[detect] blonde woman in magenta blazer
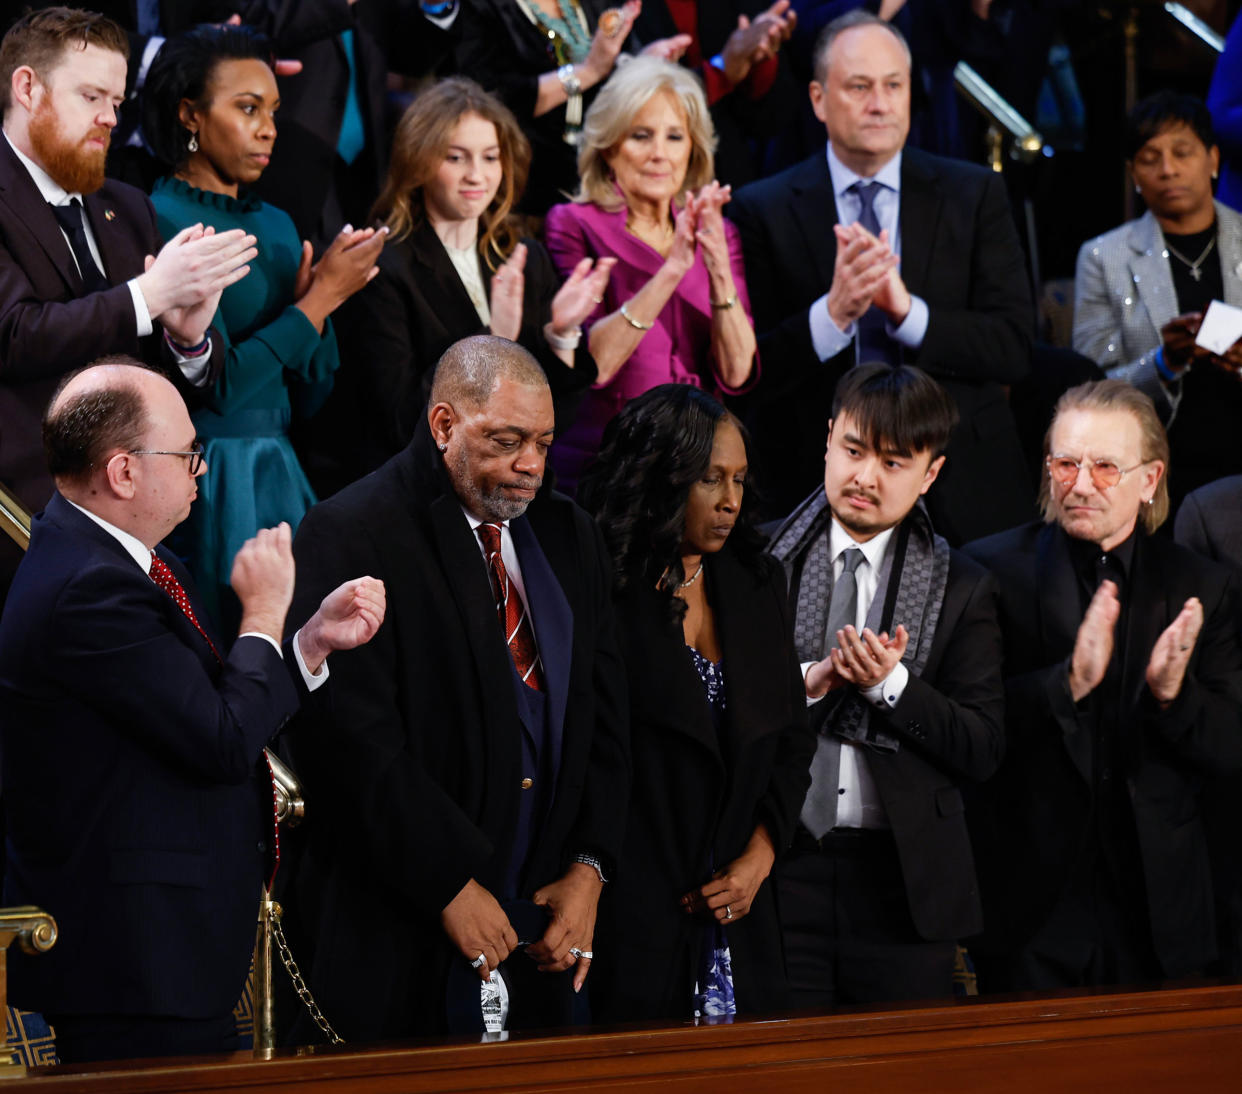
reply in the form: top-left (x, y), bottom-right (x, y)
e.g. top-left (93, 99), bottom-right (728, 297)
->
top-left (545, 57), bottom-right (759, 494)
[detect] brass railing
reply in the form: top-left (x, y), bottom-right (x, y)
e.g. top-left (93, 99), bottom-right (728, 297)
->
top-left (1164, 2), bottom-right (1225, 51)
top-left (952, 61), bottom-right (1044, 173)
top-left (0, 483), bottom-right (31, 551)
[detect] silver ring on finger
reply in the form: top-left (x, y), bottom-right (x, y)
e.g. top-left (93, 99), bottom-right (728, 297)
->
top-left (569, 947), bottom-right (594, 959)
top-left (470, 953), bottom-right (487, 969)
top-left (724, 905), bottom-right (733, 920)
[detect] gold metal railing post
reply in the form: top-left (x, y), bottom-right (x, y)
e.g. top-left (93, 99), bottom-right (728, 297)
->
top-left (0, 908), bottom-right (58, 1071)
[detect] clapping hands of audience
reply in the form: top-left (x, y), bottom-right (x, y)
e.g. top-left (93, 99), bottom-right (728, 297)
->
top-left (294, 224), bottom-right (388, 334)
top-left (718, 0), bottom-right (796, 86)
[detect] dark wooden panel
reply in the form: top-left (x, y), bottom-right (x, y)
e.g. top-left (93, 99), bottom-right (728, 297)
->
top-left (7, 984), bottom-right (1242, 1092)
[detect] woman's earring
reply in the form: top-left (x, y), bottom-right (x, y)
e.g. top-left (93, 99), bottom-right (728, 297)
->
top-left (188, 132), bottom-right (199, 153)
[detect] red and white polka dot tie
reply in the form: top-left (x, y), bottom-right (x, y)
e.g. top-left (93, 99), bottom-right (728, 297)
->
top-left (149, 551), bottom-right (221, 664)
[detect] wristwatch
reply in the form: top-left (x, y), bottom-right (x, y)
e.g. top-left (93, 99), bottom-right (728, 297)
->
top-left (557, 63), bottom-right (582, 97)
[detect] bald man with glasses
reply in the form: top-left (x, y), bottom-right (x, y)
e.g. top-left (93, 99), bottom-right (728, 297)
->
top-left (0, 358), bottom-right (385, 1063)
top-left (963, 379), bottom-right (1242, 994)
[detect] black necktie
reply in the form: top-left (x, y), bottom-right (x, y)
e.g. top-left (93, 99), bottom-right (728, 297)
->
top-left (849, 181), bottom-right (898, 367)
top-left (49, 199), bottom-right (109, 294)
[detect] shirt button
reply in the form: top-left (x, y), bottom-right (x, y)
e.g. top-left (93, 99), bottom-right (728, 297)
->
top-left (837, 788), bottom-right (846, 795)
top-left (257, 841), bottom-right (266, 852)
top-left (521, 778), bottom-right (533, 790)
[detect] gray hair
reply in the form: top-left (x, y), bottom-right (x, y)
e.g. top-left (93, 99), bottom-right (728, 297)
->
top-left (573, 56), bottom-right (716, 212)
top-left (812, 10), bottom-right (911, 85)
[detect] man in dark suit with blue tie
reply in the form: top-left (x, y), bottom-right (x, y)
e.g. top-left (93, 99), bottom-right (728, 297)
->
top-left (0, 358), bottom-right (386, 1062)
top-left (728, 9), bottom-right (1033, 541)
top-left (283, 335), bottom-right (629, 1041)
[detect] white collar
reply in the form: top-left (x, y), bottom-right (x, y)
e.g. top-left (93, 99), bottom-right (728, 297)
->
top-left (460, 505), bottom-right (510, 534)
top-left (828, 517), bottom-right (895, 573)
top-left (65, 497), bottom-right (153, 573)
top-left (3, 130), bottom-right (80, 206)
top-left (825, 141), bottom-right (903, 202)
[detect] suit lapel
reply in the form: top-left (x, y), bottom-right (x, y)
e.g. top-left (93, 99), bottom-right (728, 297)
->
top-left (712, 551), bottom-right (779, 756)
top-left (1215, 201), bottom-right (1242, 308)
top-left (898, 152), bottom-right (942, 295)
top-left (1035, 525), bottom-right (1094, 783)
top-left (510, 515), bottom-right (572, 786)
top-left (0, 140), bottom-right (84, 294)
top-left (1128, 213), bottom-right (1177, 340)
top-left (789, 156), bottom-right (840, 300)
top-left (82, 189), bottom-right (127, 283)
top-left (1119, 535), bottom-right (1169, 726)
top-left (407, 222), bottom-right (489, 335)
top-left (428, 493), bottom-right (521, 831)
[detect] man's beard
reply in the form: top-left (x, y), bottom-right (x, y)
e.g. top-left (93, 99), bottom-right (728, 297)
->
top-left (448, 448), bottom-right (541, 522)
top-left (29, 100), bottom-right (109, 194)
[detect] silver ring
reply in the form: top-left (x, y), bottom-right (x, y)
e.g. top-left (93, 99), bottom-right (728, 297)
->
top-left (724, 905), bottom-right (733, 920)
top-left (592, 295), bottom-right (603, 303)
top-left (470, 953), bottom-right (487, 969)
top-left (569, 947), bottom-right (594, 960)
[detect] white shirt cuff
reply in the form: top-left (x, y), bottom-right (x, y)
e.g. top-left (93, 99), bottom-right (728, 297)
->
top-left (809, 294), bottom-right (854, 362)
top-left (292, 627), bottom-right (329, 691)
top-left (887, 294), bottom-right (928, 349)
top-left (801, 659), bottom-right (824, 707)
top-left (128, 278), bottom-right (153, 337)
top-left (862, 661), bottom-right (909, 708)
top-left (238, 630), bottom-right (328, 691)
top-left (423, 6), bottom-right (459, 29)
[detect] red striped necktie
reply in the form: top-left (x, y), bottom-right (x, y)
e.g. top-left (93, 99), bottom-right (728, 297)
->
top-left (476, 522), bottom-right (545, 691)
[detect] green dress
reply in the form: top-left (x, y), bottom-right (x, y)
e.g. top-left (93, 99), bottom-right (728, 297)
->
top-left (152, 177), bottom-right (339, 629)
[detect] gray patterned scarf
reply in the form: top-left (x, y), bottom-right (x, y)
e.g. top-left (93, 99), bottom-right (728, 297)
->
top-left (768, 490), bottom-right (950, 752)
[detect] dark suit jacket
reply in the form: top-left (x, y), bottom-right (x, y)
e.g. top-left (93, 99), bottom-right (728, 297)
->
top-left (325, 222), bottom-right (596, 488)
top-left (283, 417), bottom-right (629, 1040)
top-left (0, 136), bottom-right (218, 513)
top-left (1175, 475), bottom-right (1242, 580)
top-left (0, 492), bottom-right (301, 1018)
top-left (792, 516), bottom-right (1005, 941)
top-left (727, 148), bottom-right (1034, 541)
top-left (593, 547), bottom-right (813, 1021)
top-left (963, 522), bottom-right (1242, 977)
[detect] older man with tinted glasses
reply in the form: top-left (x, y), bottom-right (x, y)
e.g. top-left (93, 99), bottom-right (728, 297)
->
top-left (964, 379), bottom-right (1242, 993)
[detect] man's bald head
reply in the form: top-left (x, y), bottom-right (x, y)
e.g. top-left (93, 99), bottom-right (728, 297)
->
top-left (429, 335), bottom-right (549, 413)
top-left (43, 357), bottom-right (160, 485)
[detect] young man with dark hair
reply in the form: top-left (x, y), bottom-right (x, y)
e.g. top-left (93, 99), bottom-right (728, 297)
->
top-left (768, 362), bottom-right (1004, 1007)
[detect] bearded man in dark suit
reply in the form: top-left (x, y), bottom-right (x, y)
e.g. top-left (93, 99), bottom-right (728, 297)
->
top-left (0, 7), bottom-right (256, 517)
top-left (282, 335), bottom-right (628, 1041)
top-left (728, 9), bottom-right (1033, 542)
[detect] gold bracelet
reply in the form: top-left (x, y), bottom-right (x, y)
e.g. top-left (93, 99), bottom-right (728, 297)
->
top-left (619, 301), bottom-right (654, 331)
top-left (711, 292), bottom-right (738, 311)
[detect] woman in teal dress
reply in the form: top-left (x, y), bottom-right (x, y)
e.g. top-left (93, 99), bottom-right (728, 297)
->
top-left (143, 25), bottom-right (384, 628)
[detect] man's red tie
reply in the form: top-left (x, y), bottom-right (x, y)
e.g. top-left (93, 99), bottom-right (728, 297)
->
top-left (149, 550), bottom-right (282, 887)
top-left (477, 523), bottom-right (544, 691)
top-left (149, 551), bottom-right (221, 664)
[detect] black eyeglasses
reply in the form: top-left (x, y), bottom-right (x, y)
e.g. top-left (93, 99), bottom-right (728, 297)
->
top-left (127, 441), bottom-right (206, 475)
top-left (1046, 454), bottom-right (1144, 490)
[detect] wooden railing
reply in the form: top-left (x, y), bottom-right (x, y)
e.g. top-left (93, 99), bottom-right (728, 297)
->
top-left (3, 982), bottom-right (1242, 1092)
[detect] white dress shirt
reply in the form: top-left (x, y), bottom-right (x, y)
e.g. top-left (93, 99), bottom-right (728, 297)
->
top-left (801, 519), bottom-right (910, 830)
top-left (67, 498), bottom-right (326, 689)
top-left (808, 143), bottom-right (931, 364)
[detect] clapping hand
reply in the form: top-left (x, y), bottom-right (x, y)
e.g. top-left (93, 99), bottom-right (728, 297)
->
top-left (690, 181), bottom-right (733, 279)
top-left (489, 242), bottom-right (527, 341)
top-left (1146, 596), bottom-right (1203, 707)
top-left (550, 255), bottom-right (617, 334)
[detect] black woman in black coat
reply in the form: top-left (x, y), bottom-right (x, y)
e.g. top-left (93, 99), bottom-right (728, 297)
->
top-left (579, 384), bottom-right (814, 1020)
